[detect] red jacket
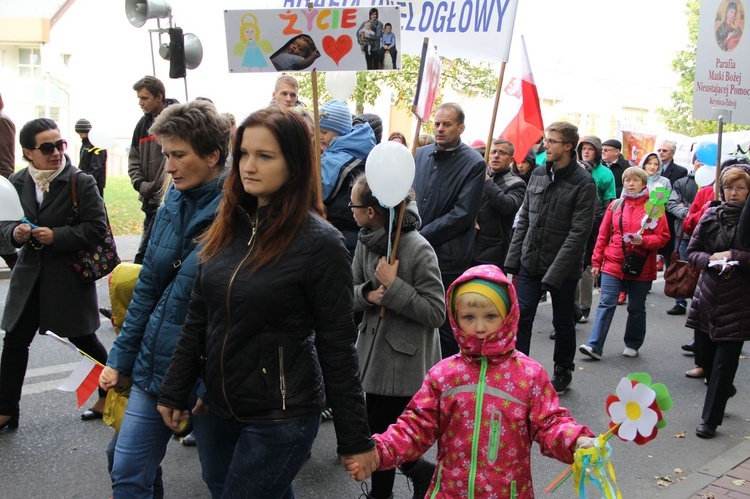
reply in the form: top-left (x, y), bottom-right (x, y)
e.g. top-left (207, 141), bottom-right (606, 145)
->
top-left (591, 192), bottom-right (670, 281)
top-left (683, 186), bottom-right (716, 236)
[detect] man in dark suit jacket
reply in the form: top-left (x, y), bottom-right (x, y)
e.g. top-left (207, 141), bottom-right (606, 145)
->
top-left (657, 140), bottom-right (688, 267)
top-left (601, 139), bottom-right (630, 198)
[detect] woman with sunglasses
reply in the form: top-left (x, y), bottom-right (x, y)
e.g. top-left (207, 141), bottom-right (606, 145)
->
top-left (0, 118), bottom-right (109, 431)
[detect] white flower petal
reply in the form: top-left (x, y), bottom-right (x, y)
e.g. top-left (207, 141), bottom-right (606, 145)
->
top-left (619, 419), bottom-right (637, 441)
top-left (631, 383), bottom-right (656, 407)
top-left (609, 401), bottom-right (627, 424)
top-left (615, 378), bottom-right (634, 401)
top-left (635, 408), bottom-right (659, 436)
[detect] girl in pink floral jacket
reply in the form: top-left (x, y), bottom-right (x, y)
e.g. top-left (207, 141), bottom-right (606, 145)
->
top-left (347, 264), bottom-right (593, 498)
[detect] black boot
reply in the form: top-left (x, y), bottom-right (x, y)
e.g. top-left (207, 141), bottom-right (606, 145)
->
top-left (400, 457), bottom-right (436, 499)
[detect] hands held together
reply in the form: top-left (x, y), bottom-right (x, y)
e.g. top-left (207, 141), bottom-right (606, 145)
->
top-left (366, 257), bottom-right (399, 306)
top-left (341, 448), bottom-right (380, 481)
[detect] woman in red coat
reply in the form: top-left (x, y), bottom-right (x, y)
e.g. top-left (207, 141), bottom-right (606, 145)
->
top-left (579, 166), bottom-right (670, 360)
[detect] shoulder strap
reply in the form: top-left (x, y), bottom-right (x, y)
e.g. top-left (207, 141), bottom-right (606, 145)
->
top-left (70, 169), bottom-right (80, 220)
top-left (610, 197), bottom-right (624, 213)
top-left (330, 158), bottom-right (363, 200)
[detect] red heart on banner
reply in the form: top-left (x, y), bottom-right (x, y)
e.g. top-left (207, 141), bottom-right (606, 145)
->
top-left (322, 35), bottom-right (353, 66)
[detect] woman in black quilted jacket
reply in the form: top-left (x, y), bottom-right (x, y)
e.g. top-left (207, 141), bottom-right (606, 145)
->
top-left (157, 107), bottom-right (377, 497)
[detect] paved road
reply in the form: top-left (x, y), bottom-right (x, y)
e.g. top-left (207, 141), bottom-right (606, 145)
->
top-left (0, 250), bottom-right (748, 497)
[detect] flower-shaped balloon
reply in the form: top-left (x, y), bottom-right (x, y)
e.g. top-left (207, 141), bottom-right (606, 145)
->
top-left (640, 215), bottom-right (658, 230)
top-left (605, 373), bottom-right (672, 445)
top-left (649, 187), bottom-right (670, 204)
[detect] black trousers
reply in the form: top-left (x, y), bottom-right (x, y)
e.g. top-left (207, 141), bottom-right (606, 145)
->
top-left (696, 332), bottom-right (743, 426)
top-left (0, 282), bottom-right (108, 417)
top-left (134, 206), bottom-right (158, 265)
top-left (438, 272), bottom-right (461, 358)
top-left (366, 392), bottom-right (415, 498)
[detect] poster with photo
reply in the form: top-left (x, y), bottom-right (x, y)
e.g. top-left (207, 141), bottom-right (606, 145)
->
top-left (694, 0), bottom-right (750, 124)
top-left (224, 7), bottom-right (401, 72)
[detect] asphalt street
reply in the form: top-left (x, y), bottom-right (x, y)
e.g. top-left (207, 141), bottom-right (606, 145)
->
top-left (0, 259), bottom-right (748, 498)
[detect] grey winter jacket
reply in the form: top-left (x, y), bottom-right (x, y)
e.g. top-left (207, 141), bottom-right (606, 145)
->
top-left (504, 159), bottom-right (597, 289)
top-left (666, 173), bottom-right (699, 239)
top-left (352, 204), bottom-right (444, 397)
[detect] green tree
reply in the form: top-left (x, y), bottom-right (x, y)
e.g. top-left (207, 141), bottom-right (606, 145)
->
top-left (294, 55), bottom-right (498, 117)
top-left (659, 0), bottom-right (750, 135)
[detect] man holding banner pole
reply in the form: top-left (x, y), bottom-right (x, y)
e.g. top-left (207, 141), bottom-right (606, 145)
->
top-left (413, 103), bottom-right (486, 358)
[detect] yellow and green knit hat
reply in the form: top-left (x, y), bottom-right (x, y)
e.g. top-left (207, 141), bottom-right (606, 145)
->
top-left (452, 278), bottom-right (511, 320)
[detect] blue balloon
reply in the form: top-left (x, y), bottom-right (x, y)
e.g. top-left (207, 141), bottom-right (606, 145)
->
top-left (695, 141), bottom-right (718, 166)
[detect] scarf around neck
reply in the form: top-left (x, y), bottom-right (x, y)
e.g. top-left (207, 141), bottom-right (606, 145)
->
top-left (358, 207), bottom-right (420, 257)
top-left (27, 163), bottom-right (65, 193)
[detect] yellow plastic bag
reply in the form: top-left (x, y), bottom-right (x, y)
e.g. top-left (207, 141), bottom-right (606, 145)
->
top-left (103, 377), bottom-right (132, 432)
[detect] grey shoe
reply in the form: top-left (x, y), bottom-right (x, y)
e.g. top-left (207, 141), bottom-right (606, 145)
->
top-left (579, 344), bottom-right (601, 360)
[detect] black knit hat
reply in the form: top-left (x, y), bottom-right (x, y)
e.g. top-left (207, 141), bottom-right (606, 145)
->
top-left (74, 118), bottom-right (92, 133)
top-left (602, 139), bottom-right (622, 150)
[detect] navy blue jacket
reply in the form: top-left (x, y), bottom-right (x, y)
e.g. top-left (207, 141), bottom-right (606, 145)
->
top-left (413, 142), bottom-right (485, 274)
top-left (107, 178), bottom-right (222, 395)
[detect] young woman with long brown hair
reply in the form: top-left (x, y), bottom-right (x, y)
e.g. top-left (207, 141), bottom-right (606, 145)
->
top-left (157, 107), bottom-right (377, 497)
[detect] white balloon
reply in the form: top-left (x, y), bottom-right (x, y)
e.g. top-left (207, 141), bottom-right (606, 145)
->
top-left (721, 136), bottom-right (737, 156)
top-left (88, 127), bottom-right (116, 150)
top-left (0, 176), bottom-right (24, 221)
top-left (365, 142), bottom-right (415, 207)
top-left (326, 72), bottom-right (357, 101)
top-left (694, 165), bottom-right (717, 187)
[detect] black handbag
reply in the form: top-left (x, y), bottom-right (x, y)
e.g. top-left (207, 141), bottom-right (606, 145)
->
top-left (618, 205), bottom-right (647, 278)
top-left (68, 170), bottom-right (120, 283)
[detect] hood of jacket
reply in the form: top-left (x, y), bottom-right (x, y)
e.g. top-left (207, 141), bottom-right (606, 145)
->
top-left (325, 123), bottom-right (376, 160)
top-left (577, 136), bottom-right (602, 166)
top-left (446, 265), bottom-right (520, 358)
top-left (640, 151), bottom-right (664, 180)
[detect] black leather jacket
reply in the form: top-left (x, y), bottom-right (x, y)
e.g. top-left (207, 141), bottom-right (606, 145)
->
top-left (159, 208), bottom-right (373, 455)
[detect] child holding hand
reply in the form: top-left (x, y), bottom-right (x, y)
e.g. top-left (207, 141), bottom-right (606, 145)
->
top-left (346, 265), bottom-right (594, 498)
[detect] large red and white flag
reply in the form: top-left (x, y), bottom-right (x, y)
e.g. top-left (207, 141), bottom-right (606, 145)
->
top-left (57, 356), bottom-right (104, 408)
top-left (497, 36), bottom-right (544, 165)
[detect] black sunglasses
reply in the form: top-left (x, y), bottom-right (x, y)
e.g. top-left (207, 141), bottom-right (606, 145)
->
top-left (32, 139), bottom-right (67, 155)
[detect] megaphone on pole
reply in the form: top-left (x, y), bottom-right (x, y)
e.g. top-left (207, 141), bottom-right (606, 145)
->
top-left (159, 28), bottom-right (203, 78)
top-left (125, 0), bottom-right (172, 28)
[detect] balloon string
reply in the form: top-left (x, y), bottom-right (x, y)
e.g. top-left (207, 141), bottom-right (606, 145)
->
top-left (387, 207), bottom-right (395, 261)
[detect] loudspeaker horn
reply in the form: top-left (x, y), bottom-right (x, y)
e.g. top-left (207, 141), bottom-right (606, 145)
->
top-left (125, 0), bottom-right (172, 28)
top-left (158, 33), bottom-right (203, 70)
top-left (184, 33), bottom-right (203, 70)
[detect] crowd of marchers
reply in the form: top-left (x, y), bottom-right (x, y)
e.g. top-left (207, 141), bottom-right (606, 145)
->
top-left (1, 73), bottom-right (750, 498)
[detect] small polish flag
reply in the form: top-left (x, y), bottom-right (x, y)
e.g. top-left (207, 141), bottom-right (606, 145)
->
top-left (57, 357), bottom-right (104, 408)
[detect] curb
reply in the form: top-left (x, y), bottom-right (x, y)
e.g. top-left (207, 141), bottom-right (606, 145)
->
top-left (658, 439), bottom-right (750, 498)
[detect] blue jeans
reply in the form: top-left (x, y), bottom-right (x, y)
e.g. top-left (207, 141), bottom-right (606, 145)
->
top-left (585, 273), bottom-right (650, 355)
top-left (515, 266), bottom-right (579, 371)
top-left (194, 409), bottom-right (321, 499)
top-left (111, 385), bottom-right (173, 499)
top-left (675, 237), bottom-right (690, 308)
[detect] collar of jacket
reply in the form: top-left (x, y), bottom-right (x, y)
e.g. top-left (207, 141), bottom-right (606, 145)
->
top-left (544, 158), bottom-right (578, 179)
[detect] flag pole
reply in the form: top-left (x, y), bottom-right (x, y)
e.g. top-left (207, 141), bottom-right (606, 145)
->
top-left (485, 62), bottom-right (507, 163)
top-left (312, 68), bottom-right (322, 191)
top-left (411, 117), bottom-right (423, 156)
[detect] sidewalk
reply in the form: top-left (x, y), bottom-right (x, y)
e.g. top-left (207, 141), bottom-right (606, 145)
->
top-left (660, 440), bottom-right (750, 498)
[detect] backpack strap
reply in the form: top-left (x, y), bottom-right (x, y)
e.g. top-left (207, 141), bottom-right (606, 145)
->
top-left (610, 197), bottom-right (624, 213)
top-left (330, 158), bottom-right (363, 200)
